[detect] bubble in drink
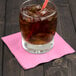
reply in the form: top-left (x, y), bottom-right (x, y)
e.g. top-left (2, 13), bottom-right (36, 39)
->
top-left (19, 4), bottom-right (57, 45)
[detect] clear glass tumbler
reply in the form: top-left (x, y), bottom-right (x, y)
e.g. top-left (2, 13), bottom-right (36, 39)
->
top-left (19, 0), bottom-right (57, 54)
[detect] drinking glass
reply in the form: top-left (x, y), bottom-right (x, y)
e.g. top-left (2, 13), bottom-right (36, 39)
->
top-left (19, 0), bottom-right (57, 54)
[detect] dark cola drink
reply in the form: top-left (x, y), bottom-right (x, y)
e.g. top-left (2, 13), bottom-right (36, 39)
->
top-left (20, 5), bottom-right (57, 44)
top-left (19, 3), bottom-right (57, 54)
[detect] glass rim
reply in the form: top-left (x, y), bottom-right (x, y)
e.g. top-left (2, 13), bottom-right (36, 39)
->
top-left (20, 0), bottom-right (57, 20)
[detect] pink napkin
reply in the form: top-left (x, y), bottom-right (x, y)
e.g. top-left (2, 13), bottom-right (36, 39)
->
top-left (1, 32), bottom-right (75, 69)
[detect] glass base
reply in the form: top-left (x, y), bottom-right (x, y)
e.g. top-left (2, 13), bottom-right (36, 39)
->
top-left (22, 37), bottom-right (54, 54)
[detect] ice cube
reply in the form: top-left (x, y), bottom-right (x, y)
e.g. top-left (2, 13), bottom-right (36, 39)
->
top-left (30, 5), bottom-right (37, 13)
top-left (28, 11), bottom-right (33, 16)
top-left (35, 5), bottom-right (41, 10)
top-left (39, 8), bottom-right (48, 15)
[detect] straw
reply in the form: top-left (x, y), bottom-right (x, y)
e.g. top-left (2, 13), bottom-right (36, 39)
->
top-left (41, 0), bottom-right (49, 10)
